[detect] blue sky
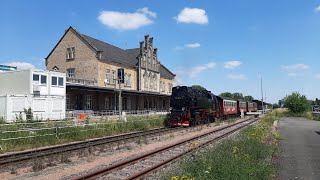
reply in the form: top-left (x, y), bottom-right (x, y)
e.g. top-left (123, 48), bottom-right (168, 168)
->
top-left (1, 0), bottom-right (320, 103)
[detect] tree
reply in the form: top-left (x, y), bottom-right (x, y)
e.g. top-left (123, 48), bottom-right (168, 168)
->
top-left (191, 85), bottom-right (207, 91)
top-left (233, 93), bottom-right (244, 100)
top-left (272, 103), bottom-right (280, 109)
top-left (243, 95), bottom-right (254, 101)
top-left (284, 92), bottom-right (310, 113)
top-left (219, 92), bottom-right (233, 98)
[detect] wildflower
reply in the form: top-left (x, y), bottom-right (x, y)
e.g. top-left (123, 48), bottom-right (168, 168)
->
top-left (171, 176), bottom-right (179, 180)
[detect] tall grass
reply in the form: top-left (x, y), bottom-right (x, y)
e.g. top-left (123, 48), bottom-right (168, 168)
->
top-left (0, 115), bottom-right (165, 153)
top-left (277, 108), bottom-right (320, 121)
top-left (161, 112), bottom-right (280, 180)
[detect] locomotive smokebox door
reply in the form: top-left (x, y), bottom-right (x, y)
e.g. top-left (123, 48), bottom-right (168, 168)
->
top-left (118, 68), bottom-right (124, 83)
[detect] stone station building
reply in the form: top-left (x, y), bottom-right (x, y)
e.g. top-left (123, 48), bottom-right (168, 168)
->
top-left (45, 26), bottom-right (175, 114)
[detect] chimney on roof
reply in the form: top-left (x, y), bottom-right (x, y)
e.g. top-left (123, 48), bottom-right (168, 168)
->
top-left (139, 41), bottom-right (144, 54)
top-left (144, 35), bottom-right (149, 48)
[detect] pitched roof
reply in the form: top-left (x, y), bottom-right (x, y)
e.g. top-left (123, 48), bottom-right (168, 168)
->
top-left (46, 26), bottom-right (175, 79)
top-left (81, 34), bottom-right (139, 67)
top-left (81, 32), bottom-right (175, 79)
top-left (160, 64), bottom-right (175, 79)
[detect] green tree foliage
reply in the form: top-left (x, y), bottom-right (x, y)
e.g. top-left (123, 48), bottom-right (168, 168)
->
top-left (244, 95), bottom-right (254, 101)
top-left (284, 92), bottom-right (310, 113)
top-left (233, 93), bottom-right (244, 100)
top-left (272, 103), bottom-right (280, 109)
top-left (191, 85), bottom-right (207, 91)
top-left (219, 92), bottom-right (233, 98)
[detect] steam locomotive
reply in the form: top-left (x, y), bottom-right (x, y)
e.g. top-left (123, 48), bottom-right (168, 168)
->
top-left (165, 86), bottom-right (257, 127)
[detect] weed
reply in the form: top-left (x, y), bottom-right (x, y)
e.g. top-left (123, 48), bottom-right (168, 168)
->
top-left (161, 112), bottom-right (280, 180)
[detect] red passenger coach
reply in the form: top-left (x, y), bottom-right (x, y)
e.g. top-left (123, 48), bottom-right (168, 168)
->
top-left (217, 96), bottom-right (238, 116)
top-left (247, 102), bottom-right (258, 112)
top-left (237, 100), bottom-right (248, 114)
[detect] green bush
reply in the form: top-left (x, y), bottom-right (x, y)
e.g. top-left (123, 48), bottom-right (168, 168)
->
top-left (284, 92), bottom-right (310, 113)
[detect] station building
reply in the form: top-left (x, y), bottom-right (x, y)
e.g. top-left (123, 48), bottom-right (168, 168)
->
top-left (45, 26), bottom-right (175, 114)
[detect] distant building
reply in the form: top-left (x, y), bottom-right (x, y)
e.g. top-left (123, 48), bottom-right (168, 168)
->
top-left (0, 70), bottom-right (66, 122)
top-left (45, 26), bottom-right (175, 113)
top-left (0, 64), bottom-right (17, 71)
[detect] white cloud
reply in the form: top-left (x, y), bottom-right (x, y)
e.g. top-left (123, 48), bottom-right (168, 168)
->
top-left (288, 73), bottom-right (297, 77)
top-left (98, 8), bottom-right (156, 31)
top-left (137, 7), bottom-right (157, 18)
top-left (226, 74), bottom-right (246, 80)
top-left (315, 74), bottom-right (320, 79)
top-left (184, 43), bottom-right (201, 48)
top-left (190, 62), bottom-right (216, 78)
top-left (315, 5), bottom-right (320, 13)
top-left (282, 64), bottom-right (310, 71)
top-left (224, 61), bottom-right (242, 69)
top-left (175, 7), bottom-right (208, 24)
top-left (5, 62), bottom-right (35, 70)
top-left (173, 62), bottom-right (216, 84)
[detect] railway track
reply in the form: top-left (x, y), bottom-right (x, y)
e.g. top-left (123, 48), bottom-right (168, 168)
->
top-left (0, 127), bottom-right (178, 166)
top-left (72, 118), bottom-right (258, 180)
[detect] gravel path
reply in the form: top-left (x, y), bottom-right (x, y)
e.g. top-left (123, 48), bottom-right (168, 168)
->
top-left (278, 117), bottom-right (320, 180)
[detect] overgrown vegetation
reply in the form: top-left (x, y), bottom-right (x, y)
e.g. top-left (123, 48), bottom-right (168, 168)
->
top-left (284, 92), bottom-right (310, 113)
top-left (0, 115), bottom-right (165, 153)
top-left (219, 92), bottom-right (254, 101)
top-left (162, 112), bottom-right (280, 180)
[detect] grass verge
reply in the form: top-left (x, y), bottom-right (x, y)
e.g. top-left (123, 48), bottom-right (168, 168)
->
top-left (0, 115), bottom-right (165, 153)
top-left (161, 112), bottom-right (280, 180)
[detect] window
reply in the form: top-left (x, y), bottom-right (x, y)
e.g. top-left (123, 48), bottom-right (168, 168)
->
top-left (67, 47), bottom-right (75, 59)
top-left (124, 73), bottom-right (127, 85)
top-left (33, 74), bottom-right (47, 85)
top-left (67, 69), bottom-right (75, 78)
top-left (51, 77), bottom-right (57, 85)
top-left (86, 95), bottom-right (92, 110)
top-left (58, 77), bottom-right (64, 86)
top-left (112, 70), bottom-right (116, 84)
top-left (41, 75), bottom-right (47, 84)
top-left (106, 69), bottom-right (110, 84)
top-left (127, 74), bottom-right (131, 87)
top-left (52, 76), bottom-right (64, 86)
top-left (33, 74), bottom-right (39, 82)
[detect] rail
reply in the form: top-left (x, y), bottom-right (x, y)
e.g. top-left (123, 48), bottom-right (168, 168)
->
top-left (0, 127), bottom-right (176, 166)
top-left (72, 118), bottom-right (258, 179)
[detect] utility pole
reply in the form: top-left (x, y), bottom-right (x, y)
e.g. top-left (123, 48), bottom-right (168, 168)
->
top-left (261, 76), bottom-right (264, 114)
top-left (118, 79), bottom-right (122, 120)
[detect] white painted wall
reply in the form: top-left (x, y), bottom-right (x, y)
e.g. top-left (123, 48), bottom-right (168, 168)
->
top-left (3, 95), bottom-right (65, 122)
top-left (0, 70), bottom-right (31, 95)
top-left (0, 96), bottom-right (6, 119)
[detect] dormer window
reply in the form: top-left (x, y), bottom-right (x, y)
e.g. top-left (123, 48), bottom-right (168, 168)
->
top-left (67, 47), bottom-right (75, 59)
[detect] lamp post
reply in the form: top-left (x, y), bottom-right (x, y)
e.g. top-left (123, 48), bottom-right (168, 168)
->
top-left (261, 76), bottom-right (264, 114)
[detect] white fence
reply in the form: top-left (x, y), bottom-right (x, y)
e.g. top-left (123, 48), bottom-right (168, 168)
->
top-left (0, 115), bottom-right (166, 143)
